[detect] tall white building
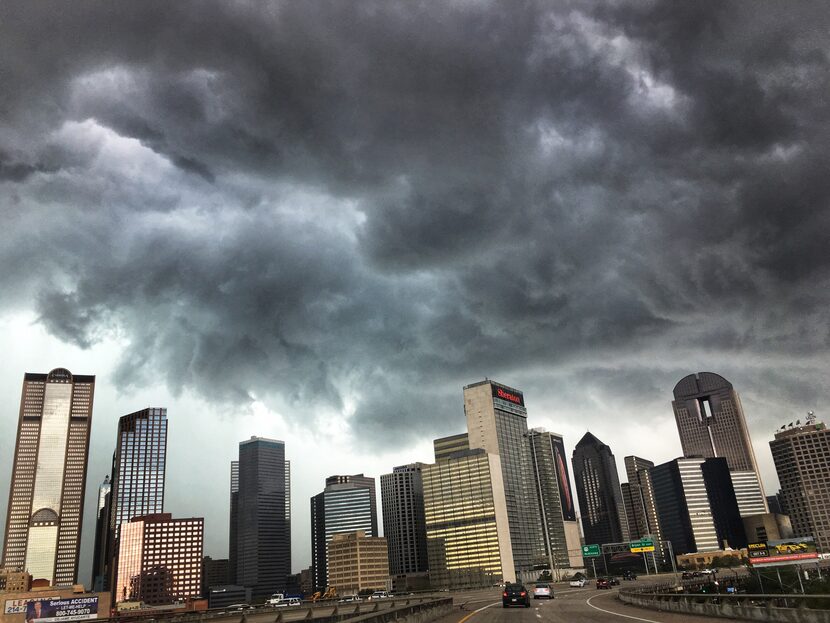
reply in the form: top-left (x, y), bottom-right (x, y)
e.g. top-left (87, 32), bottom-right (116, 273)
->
top-left (2, 368), bottom-right (95, 586)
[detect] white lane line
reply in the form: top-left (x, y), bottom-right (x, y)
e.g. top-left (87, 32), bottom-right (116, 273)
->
top-left (457, 601), bottom-right (500, 623)
top-left (535, 614), bottom-right (542, 619)
top-left (585, 594), bottom-right (664, 623)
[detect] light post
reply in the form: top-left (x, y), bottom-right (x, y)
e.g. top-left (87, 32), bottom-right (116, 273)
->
top-left (666, 540), bottom-right (678, 584)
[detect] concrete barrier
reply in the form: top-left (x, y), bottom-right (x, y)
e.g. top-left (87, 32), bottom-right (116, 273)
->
top-left (305, 598), bottom-right (454, 623)
top-left (619, 590), bottom-right (830, 623)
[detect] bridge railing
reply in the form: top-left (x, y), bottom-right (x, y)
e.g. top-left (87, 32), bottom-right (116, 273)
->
top-left (618, 588), bottom-right (830, 622)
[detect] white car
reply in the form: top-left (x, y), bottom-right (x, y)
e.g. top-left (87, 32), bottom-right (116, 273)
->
top-left (569, 578), bottom-right (587, 588)
top-left (533, 584), bottom-right (552, 599)
top-left (338, 595), bottom-right (361, 603)
top-left (369, 591), bottom-right (390, 600)
top-left (273, 598), bottom-right (301, 608)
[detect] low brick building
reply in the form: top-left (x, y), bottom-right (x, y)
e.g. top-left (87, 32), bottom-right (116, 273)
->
top-left (328, 532), bottom-right (388, 595)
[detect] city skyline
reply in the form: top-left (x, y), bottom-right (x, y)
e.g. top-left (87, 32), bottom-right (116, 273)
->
top-left (0, 364), bottom-right (810, 581)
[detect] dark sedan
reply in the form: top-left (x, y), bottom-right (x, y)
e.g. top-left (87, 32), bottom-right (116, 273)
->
top-left (502, 583), bottom-right (531, 607)
top-left (596, 578), bottom-right (611, 589)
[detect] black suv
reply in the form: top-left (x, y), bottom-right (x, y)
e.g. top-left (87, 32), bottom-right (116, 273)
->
top-left (502, 583), bottom-right (530, 608)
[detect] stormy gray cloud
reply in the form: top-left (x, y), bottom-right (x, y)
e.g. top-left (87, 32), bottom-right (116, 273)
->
top-left (1, 0), bottom-right (829, 454)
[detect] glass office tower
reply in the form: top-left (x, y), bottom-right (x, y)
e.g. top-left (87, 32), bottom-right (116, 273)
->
top-left (2, 368), bottom-right (95, 586)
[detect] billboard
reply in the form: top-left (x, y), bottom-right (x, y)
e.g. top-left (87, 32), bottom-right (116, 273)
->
top-left (551, 435), bottom-right (576, 521)
top-left (750, 537), bottom-right (819, 566)
top-left (4, 598), bottom-right (61, 615)
top-left (492, 385), bottom-right (524, 407)
top-left (23, 598), bottom-right (99, 622)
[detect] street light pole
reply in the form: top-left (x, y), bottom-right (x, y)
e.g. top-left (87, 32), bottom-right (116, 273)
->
top-left (666, 540), bottom-right (678, 584)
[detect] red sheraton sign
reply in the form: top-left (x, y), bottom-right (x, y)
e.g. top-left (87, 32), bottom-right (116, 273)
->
top-left (493, 386), bottom-right (524, 407)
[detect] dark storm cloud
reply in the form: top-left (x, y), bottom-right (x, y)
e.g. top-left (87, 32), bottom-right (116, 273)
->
top-left (1, 0), bottom-right (829, 443)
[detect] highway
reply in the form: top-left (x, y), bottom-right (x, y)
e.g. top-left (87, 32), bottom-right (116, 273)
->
top-left (438, 580), bottom-right (712, 623)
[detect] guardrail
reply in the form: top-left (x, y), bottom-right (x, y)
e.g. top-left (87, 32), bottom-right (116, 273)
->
top-left (619, 588), bottom-right (830, 623)
top-left (145, 597), bottom-right (452, 623)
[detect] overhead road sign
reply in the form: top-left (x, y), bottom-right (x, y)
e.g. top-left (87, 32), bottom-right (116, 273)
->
top-left (629, 539), bottom-right (655, 553)
top-left (582, 544), bottom-right (601, 558)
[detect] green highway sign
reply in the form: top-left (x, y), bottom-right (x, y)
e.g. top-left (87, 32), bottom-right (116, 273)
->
top-left (629, 539), bottom-right (655, 553)
top-left (581, 544), bottom-right (601, 557)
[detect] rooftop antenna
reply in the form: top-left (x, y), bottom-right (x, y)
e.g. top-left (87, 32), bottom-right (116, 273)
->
top-left (807, 410), bottom-right (816, 425)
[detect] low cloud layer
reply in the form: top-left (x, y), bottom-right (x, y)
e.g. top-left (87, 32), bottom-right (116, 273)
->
top-left (1, 1), bottom-right (829, 447)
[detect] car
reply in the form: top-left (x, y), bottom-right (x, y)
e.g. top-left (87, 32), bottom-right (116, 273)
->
top-left (369, 591), bottom-right (390, 600)
top-left (596, 578), bottom-right (611, 589)
top-left (226, 604), bottom-right (254, 611)
top-left (273, 599), bottom-right (301, 608)
top-left (569, 578), bottom-right (587, 588)
top-left (622, 570), bottom-right (638, 580)
top-left (532, 584), bottom-right (553, 599)
top-left (502, 583), bottom-right (530, 608)
top-left (609, 577), bottom-right (620, 586)
top-left (338, 595), bottom-right (361, 603)
top-left (265, 594), bottom-right (285, 606)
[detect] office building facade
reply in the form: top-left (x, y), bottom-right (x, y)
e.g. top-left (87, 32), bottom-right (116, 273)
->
top-left (101, 408), bottom-right (168, 591)
top-left (672, 372), bottom-right (767, 516)
top-left (572, 432), bottom-right (629, 546)
top-left (433, 433), bottom-right (469, 461)
top-left (233, 438), bottom-right (290, 598)
top-left (770, 417), bottom-right (830, 552)
top-left (651, 457), bottom-right (745, 555)
top-left (621, 455), bottom-right (664, 561)
top-left (464, 380), bottom-right (544, 582)
top-left (327, 531), bottom-right (389, 595)
top-left (228, 461), bottom-right (239, 584)
top-left (310, 476), bottom-right (376, 591)
top-left (115, 513), bottom-right (203, 605)
top-left (324, 475), bottom-right (378, 538)
top-left (2, 368), bottom-right (95, 586)
top-left (422, 448), bottom-right (514, 589)
top-left (91, 475), bottom-right (111, 590)
top-left (527, 429), bottom-right (571, 573)
top-left (380, 464), bottom-right (428, 576)
top-left (201, 557), bottom-right (230, 597)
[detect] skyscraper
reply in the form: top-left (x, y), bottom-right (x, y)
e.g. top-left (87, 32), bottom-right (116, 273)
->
top-left (572, 432), bottom-right (629, 546)
top-left (310, 476), bottom-right (376, 591)
top-left (770, 415), bottom-right (830, 551)
top-left (672, 372), bottom-right (767, 516)
top-left (233, 437), bottom-right (290, 598)
top-left (380, 464), bottom-right (428, 576)
top-left (91, 475), bottom-right (111, 590)
top-left (422, 448), bottom-right (515, 589)
top-left (463, 380), bottom-right (544, 582)
top-left (325, 474), bottom-right (378, 538)
top-left (651, 457), bottom-right (746, 555)
top-left (228, 461), bottom-right (239, 584)
top-left (2, 368), bottom-right (95, 586)
top-left (621, 456), bottom-right (661, 542)
top-left (103, 407), bottom-right (168, 591)
top-left (526, 429), bottom-right (570, 573)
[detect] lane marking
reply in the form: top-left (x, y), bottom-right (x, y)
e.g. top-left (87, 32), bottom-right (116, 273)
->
top-left (457, 601), bottom-right (500, 623)
top-left (585, 594), bottom-right (664, 623)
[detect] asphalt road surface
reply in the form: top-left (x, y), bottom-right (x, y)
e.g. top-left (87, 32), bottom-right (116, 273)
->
top-left (439, 579), bottom-right (715, 623)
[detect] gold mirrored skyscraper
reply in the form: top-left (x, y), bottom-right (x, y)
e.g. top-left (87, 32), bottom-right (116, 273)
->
top-left (2, 368), bottom-right (95, 586)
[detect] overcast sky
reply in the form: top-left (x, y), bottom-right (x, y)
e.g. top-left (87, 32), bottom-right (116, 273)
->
top-left (1, 1), bottom-right (829, 580)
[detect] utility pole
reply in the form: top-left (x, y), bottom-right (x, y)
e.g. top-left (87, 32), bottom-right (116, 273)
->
top-left (666, 540), bottom-right (678, 584)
